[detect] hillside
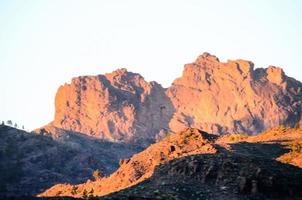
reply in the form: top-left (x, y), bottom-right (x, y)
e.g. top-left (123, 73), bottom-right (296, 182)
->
top-left (38, 128), bottom-right (217, 197)
top-left (0, 125), bottom-right (140, 197)
top-left (1, 52), bottom-right (302, 199)
top-left (39, 124), bottom-right (302, 199)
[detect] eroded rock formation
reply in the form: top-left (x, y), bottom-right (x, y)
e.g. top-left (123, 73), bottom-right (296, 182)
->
top-left (52, 68), bottom-right (174, 144)
top-left (42, 53), bottom-right (302, 143)
top-left (166, 52), bottom-right (302, 134)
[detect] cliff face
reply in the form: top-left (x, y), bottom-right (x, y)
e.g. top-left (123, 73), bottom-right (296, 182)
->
top-left (166, 52), bottom-right (302, 134)
top-left (47, 53), bottom-right (302, 143)
top-left (53, 68), bottom-right (174, 144)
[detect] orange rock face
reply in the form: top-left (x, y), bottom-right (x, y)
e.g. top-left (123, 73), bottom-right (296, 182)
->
top-left (166, 52), bottom-right (302, 134)
top-left (46, 53), bottom-right (302, 143)
top-left (52, 68), bottom-right (174, 144)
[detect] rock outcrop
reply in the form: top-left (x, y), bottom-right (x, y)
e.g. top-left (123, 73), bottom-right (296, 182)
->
top-left (166, 52), bottom-right (302, 134)
top-left (51, 68), bottom-right (174, 144)
top-left (42, 52), bottom-right (302, 143)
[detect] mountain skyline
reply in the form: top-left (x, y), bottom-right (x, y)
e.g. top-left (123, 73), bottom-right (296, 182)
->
top-left (1, 0), bottom-right (302, 130)
top-left (1, 1), bottom-right (302, 199)
top-left (1, 53), bottom-right (302, 132)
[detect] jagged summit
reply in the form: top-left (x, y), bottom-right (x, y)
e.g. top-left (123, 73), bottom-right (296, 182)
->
top-left (167, 53), bottom-right (302, 135)
top-left (37, 52), bottom-right (302, 144)
top-left (195, 52), bottom-right (220, 64)
top-left (51, 67), bottom-right (174, 145)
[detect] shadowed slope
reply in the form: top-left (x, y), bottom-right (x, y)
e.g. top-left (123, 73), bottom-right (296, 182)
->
top-left (38, 128), bottom-right (217, 197)
top-left (40, 124), bottom-right (302, 199)
top-left (0, 125), bottom-right (139, 197)
top-left (105, 153), bottom-right (302, 200)
top-left (105, 124), bottom-right (302, 199)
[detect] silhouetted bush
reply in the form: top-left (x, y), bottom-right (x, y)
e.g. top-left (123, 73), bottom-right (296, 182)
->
top-left (71, 185), bottom-right (78, 195)
top-left (92, 169), bottom-right (103, 181)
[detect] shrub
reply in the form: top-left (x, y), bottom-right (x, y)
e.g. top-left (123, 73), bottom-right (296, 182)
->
top-left (88, 188), bottom-right (94, 198)
top-left (119, 158), bottom-right (130, 166)
top-left (119, 159), bottom-right (125, 166)
top-left (290, 142), bottom-right (302, 153)
top-left (82, 189), bottom-right (88, 198)
top-left (229, 133), bottom-right (247, 142)
top-left (71, 185), bottom-right (78, 195)
top-left (92, 169), bottom-right (103, 181)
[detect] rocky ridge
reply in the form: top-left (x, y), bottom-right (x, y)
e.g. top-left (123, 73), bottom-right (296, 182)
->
top-left (38, 128), bottom-right (217, 197)
top-left (42, 53), bottom-right (302, 144)
top-left (39, 129), bottom-right (217, 197)
top-left (39, 125), bottom-right (302, 199)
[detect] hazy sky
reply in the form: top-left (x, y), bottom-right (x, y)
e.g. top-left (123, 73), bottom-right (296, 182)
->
top-left (0, 0), bottom-right (301, 130)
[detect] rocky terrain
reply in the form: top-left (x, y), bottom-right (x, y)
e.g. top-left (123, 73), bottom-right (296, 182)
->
top-left (50, 68), bottom-right (174, 145)
top-left (0, 125), bottom-right (140, 197)
top-left (106, 153), bottom-right (302, 200)
top-left (166, 53), bottom-right (302, 134)
top-left (39, 123), bottom-right (302, 199)
top-left (1, 52), bottom-right (302, 199)
top-left (42, 53), bottom-right (302, 145)
top-left (38, 128), bottom-right (217, 197)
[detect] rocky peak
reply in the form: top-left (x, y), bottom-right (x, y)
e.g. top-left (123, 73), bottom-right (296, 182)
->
top-left (167, 53), bottom-right (302, 135)
top-left (195, 52), bottom-right (220, 64)
top-left (226, 59), bottom-right (254, 77)
top-left (41, 52), bottom-right (301, 144)
top-left (51, 69), bottom-right (174, 144)
top-left (266, 65), bottom-right (285, 84)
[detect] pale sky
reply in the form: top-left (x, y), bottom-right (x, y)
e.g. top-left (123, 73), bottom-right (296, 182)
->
top-left (0, 0), bottom-right (301, 130)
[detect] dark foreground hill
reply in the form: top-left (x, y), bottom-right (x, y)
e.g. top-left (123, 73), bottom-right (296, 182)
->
top-left (0, 125), bottom-right (140, 197)
top-left (106, 153), bottom-right (302, 200)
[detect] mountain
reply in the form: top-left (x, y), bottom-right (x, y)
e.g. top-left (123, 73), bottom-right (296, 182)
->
top-left (40, 53), bottom-right (302, 144)
top-left (2, 52), bottom-right (302, 198)
top-left (39, 125), bottom-right (302, 199)
top-left (0, 125), bottom-right (140, 197)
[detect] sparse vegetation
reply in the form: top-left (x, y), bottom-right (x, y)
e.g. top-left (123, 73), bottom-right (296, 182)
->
top-left (88, 188), bottom-right (94, 198)
top-left (82, 189), bottom-right (88, 198)
top-left (71, 185), bottom-right (78, 195)
top-left (229, 133), bottom-right (248, 142)
top-left (119, 158), bottom-right (130, 166)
